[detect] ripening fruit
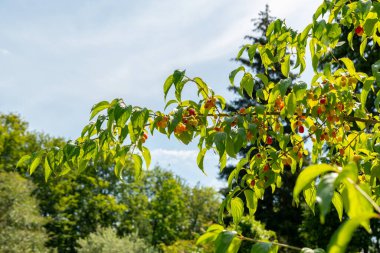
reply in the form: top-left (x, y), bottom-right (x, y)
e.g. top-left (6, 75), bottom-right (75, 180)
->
top-left (275, 123), bottom-right (281, 132)
top-left (337, 103), bottom-right (344, 112)
top-left (266, 136), bottom-right (273, 145)
top-left (204, 97), bottom-right (216, 109)
top-left (348, 77), bottom-right (356, 85)
top-left (353, 154), bottom-right (362, 163)
top-left (247, 132), bottom-right (253, 141)
top-left (298, 125), bottom-right (305, 134)
top-left (320, 97), bottom-right (327, 104)
top-left (339, 148), bottom-right (344, 156)
top-left (214, 127), bottom-right (223, 132)
top-left (182, 117), bottom-right (188, 124)
top-left (239, 107), bottom-right (246, 114)
top-left (355, 26), bottom-right (364, 36)
top-left (157, 116), bottom-right (168, 128)
top-left (327, 115), bottom-right (334, 123)
top-left (250, 180), bottom-right (256, 187)
top-left (188, 108), bottom-right (196, 116)
top-left (263, 164), bottom-right (270, 172)
top-left (174, 123), bottom-right (187, 134)
top-left (140, 132), bottom-right (148, 143)
top-left (297, 151), bottom-right (303, 159)
top-left (188, 117), bottom-right (198, 127)
top-left (317, 106), bottom-right (323, 115)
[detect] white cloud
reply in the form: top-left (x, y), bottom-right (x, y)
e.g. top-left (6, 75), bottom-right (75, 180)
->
top-left (150, 148), bottom-right (225, 188)
top-left (0, 48), bottom-right (10, 55)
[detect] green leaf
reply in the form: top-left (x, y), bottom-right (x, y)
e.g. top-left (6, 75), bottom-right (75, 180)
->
top-left (317, 173), bottom-right (338, 223)
top-left (132, 154), bottom-right (142, 179)
top-left (44, 156), bottom-right (52, 182)
top-left (301, 248), bottom-right (325, 253)
top-left (236, 45), bottom-right (249, 59)
top-left (215, 231), bottom-right (239, 253)
top-left (280, 55), bottom-right (291, 77)
top-left (141, 146), bottom-right (151, 169)
top-left (30, 152), bottom-right (43, 175)
top-left (214, 132), bottom-right (227, 157)
top-left (248, 44), bottom-right (258, 62)
top-left (340, 58), bottom-right (356, 76)
top-left (331, 191), bottom-right (343, 221)
top-left (255, 73), bottom-right (268, 86)
top-left (293, 164), bottom-right (337, 202)
top-left (244, 190), bottom-right (258, 214)
top-left (300, 23), bottom-right (313, 43)
top-left (196, 225), bottom-right (223, 245)
top-left (372, 60), bottom-right (380, 84)
top-left (17, 155), bottom-right (31, 168)
top-left (327, 213), bottom-right (376, 253)
top-left (251, 242), bottom-right (278, 253)
top-left (363, 18), bottom-right (377, 36)
top-left (293, 81), bottom-right (307, 101)
top-left (228, 237), bottom-right (242, 253)
top-left (354, 108), bottom-right (367, 130)
top-left (303, 183), bottom-right (316, 212)
top-left (341, 179), bottom-right (373, 229)
top-left (230, 197), bottom-right (244, 226)
top-left (90, 101), bottom-right (110, 120)
top-left (359, 38), bottom-right (367, 58)
top-left (347, 31), bottom-right (354, 50)
top-left (164, 75), bottom-right (174, 100)
top-left (197, 148), bottom-right (207, 173)
top-left (240, 73), bottom-right (254, 98)
top-left (229, 67), bottom-right (245, 86)
top-left (361, 77), bottom-right (374, 109)
top-left (193, 77), bottom-right (209, 99)
top-left (286, 93), bottom-right (296, 117)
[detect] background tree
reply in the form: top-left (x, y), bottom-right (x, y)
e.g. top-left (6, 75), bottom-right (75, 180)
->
top-left (0, 171), bottom-right (51, 253)
top-left (0, 113), bottom-right (221, 252)
top-left (220, 5), bottom-right (304, 249)
top-left (76, 227), bottom-right (157, 253)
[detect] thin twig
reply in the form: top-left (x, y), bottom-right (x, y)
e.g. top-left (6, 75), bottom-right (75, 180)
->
top-left (239, 235), bottom-right (302, 251)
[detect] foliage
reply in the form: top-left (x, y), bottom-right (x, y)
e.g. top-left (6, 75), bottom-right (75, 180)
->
top-left (0, 171), bottom-right (51, 253)
top-left (160, 239), bottom-right (212, 253)
top-left (76, 227), bottom-right (157, 253)
top-left (20, 0), bottom-right (380, 252)
top-left (221, 5), bottom-right (305, 249)
top-left (119, 167), bottom-right (220, 246)
top-left (0, 113), bottom-right (220, 252)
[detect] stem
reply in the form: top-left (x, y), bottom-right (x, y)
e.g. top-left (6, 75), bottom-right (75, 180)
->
top-left (342, 132), bottom-right (359, 151)
top-left (238, 235), bottom-right (302, 251)
top-left (346, 177), bottom-right (380, 214)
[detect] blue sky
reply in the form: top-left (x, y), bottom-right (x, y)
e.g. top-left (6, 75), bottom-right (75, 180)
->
top-left (0, 0), bottom-right (320, 188)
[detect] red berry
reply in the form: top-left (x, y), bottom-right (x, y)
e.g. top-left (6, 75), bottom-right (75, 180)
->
top-left (188, 108), bottom-right (196, 116)
top-left (263, 164), bottom-right (270, 172)
top-left (266, 136), bottom-right (273, 145)
top-left (143, 132), bottom-right (148, 139)
top-left (355, 26), bottom-right (364, 36)
top-left (320, 97), bottom-right (327, 104)
top-left (298, 125), bottom-right (305, 133)
top-left (239, 108), bottom-right (246, 114)
top-left (250, 180), bottom-right (255, 187)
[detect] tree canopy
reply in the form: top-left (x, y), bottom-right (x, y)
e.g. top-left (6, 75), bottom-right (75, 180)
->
top-left (18, 0), bottom-right (380, 252)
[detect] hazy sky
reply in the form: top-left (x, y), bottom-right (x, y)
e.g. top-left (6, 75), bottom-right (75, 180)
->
top-left (0, 0), bottom-right (320, 188)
